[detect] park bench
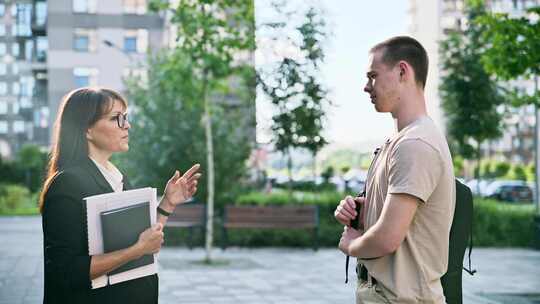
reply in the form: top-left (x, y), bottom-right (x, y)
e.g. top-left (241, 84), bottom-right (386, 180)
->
top-left (165, 203), bottom-right (206, 248)
top-left (221, 205), bottom-right (320, 250)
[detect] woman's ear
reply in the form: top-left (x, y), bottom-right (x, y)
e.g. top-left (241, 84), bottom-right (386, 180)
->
top-left (86, 128), bottom-right (94, 141)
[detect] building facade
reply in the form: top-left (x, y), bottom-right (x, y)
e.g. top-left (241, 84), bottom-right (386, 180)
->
top-left (408, 0), bottom-right (540, 164)
top-left (47, 0), bottom-right (164, 139)
top-left (0, 0), bottom-right (48, 158)
top-left (0, 0), bottom-right (256, 159)
top-left (0, 0), bottom-right (165, 158)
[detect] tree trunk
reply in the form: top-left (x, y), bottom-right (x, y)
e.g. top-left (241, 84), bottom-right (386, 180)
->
top-left (313, 151), bottom-right (317, 182)
top-left (287, 148), bottom-right (293, 195)
top-left (203, 73), bottom-right (215, 263)
top-left (534, 75), bottom-right (539, 216)
top-left (476, 141), bottom-right (482, 196)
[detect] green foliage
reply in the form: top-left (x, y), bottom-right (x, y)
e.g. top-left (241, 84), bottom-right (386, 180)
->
top-left (150, 0), bottom-right (255, 80)
top-left (257, 4), bottom-right (330, 174)
top-left (473, 198), bottom-right (535, 247)
top-left (0, 184), bottom-right (39, 215)
top-left (320, 166), bottom-right (334, 183)
top-left (526, 163), bottom-right (535, 181)
top-left (478, 7), bottom-right (540, 81)
top-left (227, 192), bottom-right (536, 248)
top-left (453, 156), bottom-right (464, 177)
top-left (124, 0), bottom-right (256, 214)
top-left (439, 1), bottom-right (505, 159)
top-left (507, 164), bottom-right (528, 181)
top-left (0, 144), bottom-right (47, 192)
top-left (120, 49), bottom-right (253, 205)
top-left (493, 161), bottom-right (511, 178)
top-left (165, 191), bottom-right (537, 248)
top-left (15, 144), bottom-right (48, 192)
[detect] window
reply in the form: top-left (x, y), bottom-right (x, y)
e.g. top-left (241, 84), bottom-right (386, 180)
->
top-left (35, 107), bottom-right (49, 128)
top-left (73, 68), bottom-right (98, 87)
top-left (0, 43), bottom-right (6, 56)
top-left (0, 64), bottom-right (6, 76)
top-left (124, 0), bottom-right (147, 14)
top-left (20, 77), bottom-right (34, 97)
top-left (0, 25), bottom-right (5, 36)
top-left (124, 29), bottom-right (148, 53)
top-left (13, 121), bottom-right (25, 133)
top-left (0, 4), bottom-right (4, 16)
top-left (12, 101), bottom-right (19, 114)
top-left (0, 122), bottom-right (7, 134)
top-left (12, 4), bottom-right (32, 37)
top-left (10, 4), bottom-right (17, 17)
top-left (73, 28), bottom-right (96, 52)
top-left (25, 40), bottom-right (34, 61)
top-left (19, 97), bottom-right (31, 108)
top-left (12, 43), bottom-right (20, 57)
top-left (35, 2), bottom-right (47, 27)
top-left (73, 0), bottom-right (97, 13)
top-left (0, 83), bottom-right (6, 95)
top-left (12, 83), bottom-right (20, 96)
top-left (12, 64), bottom-right (19, 75)
top-left (36, 37), bottom-right (48, 61)
top-left (0, 101), bottom-right (6, 113)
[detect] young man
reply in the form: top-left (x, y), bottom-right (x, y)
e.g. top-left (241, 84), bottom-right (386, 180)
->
top-left (334, 36), bottom-right (455, 303)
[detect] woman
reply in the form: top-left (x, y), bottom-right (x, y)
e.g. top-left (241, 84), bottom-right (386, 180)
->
top-left (40, 87), bottom-right (201, 303)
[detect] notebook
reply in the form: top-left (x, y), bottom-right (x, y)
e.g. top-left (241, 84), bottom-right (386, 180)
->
top-left (100, 201), bottom-right (154, 275)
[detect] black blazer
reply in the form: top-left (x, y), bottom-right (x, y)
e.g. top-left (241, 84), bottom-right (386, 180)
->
top-left (42, 157), bottom-right (158, 304)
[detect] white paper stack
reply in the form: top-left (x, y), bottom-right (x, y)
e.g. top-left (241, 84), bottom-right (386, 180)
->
top-left (85, 187), bottom-right (158, 289)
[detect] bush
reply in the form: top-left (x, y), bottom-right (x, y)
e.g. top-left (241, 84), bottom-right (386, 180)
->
top-left (189, 191), bottom-right (536, 248)
top-left (273, 180), bottom-right (336, 192)
top-left (473, 198), bottom-right (535, 247)
top-left (0, 184), bottom-right (39, 215)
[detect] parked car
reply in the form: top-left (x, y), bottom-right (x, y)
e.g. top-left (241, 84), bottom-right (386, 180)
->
top-left (484, 180), bottom-right (533, 203)
top-left (465, 179), bottom-right (493, 196)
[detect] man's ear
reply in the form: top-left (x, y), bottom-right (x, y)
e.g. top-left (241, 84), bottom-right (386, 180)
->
top-left (398, 61), bottom-right (409, 81)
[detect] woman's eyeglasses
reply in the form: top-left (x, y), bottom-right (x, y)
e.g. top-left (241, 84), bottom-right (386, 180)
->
top-left (114, 113), bottom-right (129, 129)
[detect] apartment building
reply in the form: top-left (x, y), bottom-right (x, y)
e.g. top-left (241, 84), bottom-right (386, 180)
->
top-left (408, 0), bottom-right (540, 163)
top-left (47, 0), bottom-right (164, 137)
top-left (0, 0), bottom-right (47, 158)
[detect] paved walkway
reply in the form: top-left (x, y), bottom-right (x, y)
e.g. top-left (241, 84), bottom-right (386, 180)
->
top-left (1, 216), bottom-right (539, 304)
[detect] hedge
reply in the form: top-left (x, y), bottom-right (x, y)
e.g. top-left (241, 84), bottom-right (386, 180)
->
top-left (164, 190), bottom-right (538, 248)
top-left (0, 184), bottom-right (39, 216)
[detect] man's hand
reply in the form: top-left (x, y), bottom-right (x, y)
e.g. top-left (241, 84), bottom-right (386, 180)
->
top-left (338, 226), bottom-right (363, 255)
top-left (334, 195), bottom-right (365, 226)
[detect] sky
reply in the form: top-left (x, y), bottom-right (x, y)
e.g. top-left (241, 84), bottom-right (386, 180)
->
top-left (255, 0), bottom-right (410, 151)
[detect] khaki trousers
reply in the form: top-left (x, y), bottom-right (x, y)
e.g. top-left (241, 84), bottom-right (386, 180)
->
top-left (356, 280), bottom-right (391, 304)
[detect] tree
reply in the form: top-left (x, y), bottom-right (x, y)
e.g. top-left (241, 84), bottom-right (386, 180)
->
top-left (258, 4), bottom-right (329, 187)
top-left (128, 0), bottom-right (255, 262)
top-left (439, 0), bottom-right (505, 188)
top-left (478, 4), bottom-right (540, 212)
top-left (147, 0), bottom-right (255, 262)
top-left (16, 144), bottom-right (48, 192)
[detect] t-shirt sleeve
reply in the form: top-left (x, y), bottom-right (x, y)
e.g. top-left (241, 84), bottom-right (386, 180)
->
top-left (387, 139), bottom-right (442, 203)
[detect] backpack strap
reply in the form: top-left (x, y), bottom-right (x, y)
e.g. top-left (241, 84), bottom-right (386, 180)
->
top-left (463, 203), bottom-right (477, 276)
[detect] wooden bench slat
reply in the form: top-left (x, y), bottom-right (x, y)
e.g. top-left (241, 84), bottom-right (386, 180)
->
top-left (224, 223), bottom-right (316, 229)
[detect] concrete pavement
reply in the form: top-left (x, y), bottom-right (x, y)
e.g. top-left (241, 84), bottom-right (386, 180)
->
top-left (1, 216), bottom-right (539, 304)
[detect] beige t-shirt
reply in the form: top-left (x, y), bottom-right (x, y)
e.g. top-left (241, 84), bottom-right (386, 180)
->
top-left (359, 116), bottom-right (455, 303)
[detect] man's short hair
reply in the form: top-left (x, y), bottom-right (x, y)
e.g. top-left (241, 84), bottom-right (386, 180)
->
top-left (370, 36), bottom-right (429, 89)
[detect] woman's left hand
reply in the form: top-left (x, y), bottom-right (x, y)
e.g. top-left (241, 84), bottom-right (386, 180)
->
top-left (163, 164), bottom-right (202, 207)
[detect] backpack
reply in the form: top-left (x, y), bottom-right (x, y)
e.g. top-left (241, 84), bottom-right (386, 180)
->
top-left (344, 179), bottom-right (477, 304)
top-left (441, 179), bottom-right (476, 304)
